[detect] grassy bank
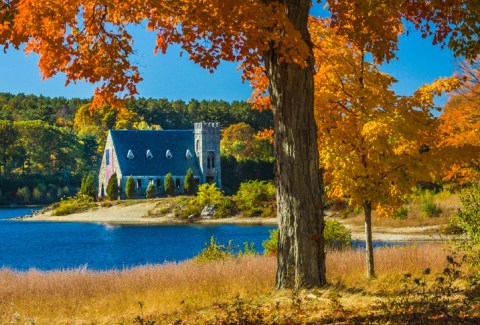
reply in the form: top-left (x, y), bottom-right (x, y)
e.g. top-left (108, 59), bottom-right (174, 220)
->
top-left (2, 243), bottom-right (477, 324)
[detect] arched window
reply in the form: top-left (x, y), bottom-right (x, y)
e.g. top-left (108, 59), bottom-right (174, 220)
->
top-left (166, 149), bottom-right (173, 159)
top-left (196, 139), bottom-right (200, 152)
top-left (127, 150), bottom-right (135, 159)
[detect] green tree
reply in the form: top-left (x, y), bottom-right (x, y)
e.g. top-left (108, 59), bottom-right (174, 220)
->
top-left (80, 174), bottom-right (96, 200)
top-left (125, 176), bottom-right (136, 199)
top-left (0, 120), bottom-right (17, 176)
top-left (106, 173), bottom-right (119, 201)
top-left (184, 168), bottom-right (196, 195)
top-left (164, 173), bottom-right (175, 196)
top-left (146, 182), bottom-right (156, 199)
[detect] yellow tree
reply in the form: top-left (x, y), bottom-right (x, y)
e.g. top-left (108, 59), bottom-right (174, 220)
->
top-left (2, 0), bottom-right (479, 289)
top-left (311, 18), bottom-right (460, 278)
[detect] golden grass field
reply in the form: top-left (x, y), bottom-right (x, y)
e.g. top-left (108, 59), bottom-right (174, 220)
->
top-left (0, 243), bottom-right (460, 324)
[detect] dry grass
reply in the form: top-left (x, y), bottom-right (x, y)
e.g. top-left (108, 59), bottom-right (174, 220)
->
top-left (343, 193), bottom-right (461, 229)
top-left (0, 243), bottom-right (454, 324)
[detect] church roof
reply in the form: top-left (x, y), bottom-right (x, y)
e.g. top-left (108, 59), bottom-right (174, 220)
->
top-left (110, 130), bottom-right (201, 177)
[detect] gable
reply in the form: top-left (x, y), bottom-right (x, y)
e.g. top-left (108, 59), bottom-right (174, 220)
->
top-left (110, 130), bottom-right (201, 177)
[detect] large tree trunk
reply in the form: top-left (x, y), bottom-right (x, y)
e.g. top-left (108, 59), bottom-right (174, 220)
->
top-left (264, 0), bottom-right (326, 289)
top-left (364, 201), bottom-right (375, 279)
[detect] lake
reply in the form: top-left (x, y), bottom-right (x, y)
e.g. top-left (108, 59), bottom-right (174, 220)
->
top-left (0, 207), bottom-right (276, 271)
top-left (0, 208), bottom-right (407, 272)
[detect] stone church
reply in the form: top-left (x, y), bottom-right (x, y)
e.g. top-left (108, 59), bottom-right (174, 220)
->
top-left (98, 122), bottom-right (221, 199)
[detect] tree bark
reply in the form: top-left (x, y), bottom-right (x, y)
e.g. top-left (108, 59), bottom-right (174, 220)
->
top-left (364, 201), bottom-right (375, 279)
top-left (265, 0), bottom-right (326, 289)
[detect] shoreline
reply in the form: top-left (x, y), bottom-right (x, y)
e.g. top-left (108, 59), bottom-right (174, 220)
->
top-left (14, 200), bottom-right (447, 242)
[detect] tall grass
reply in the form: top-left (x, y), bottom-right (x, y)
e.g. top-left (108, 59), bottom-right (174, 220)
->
top-left (0, 244), bottom-right (449, 324)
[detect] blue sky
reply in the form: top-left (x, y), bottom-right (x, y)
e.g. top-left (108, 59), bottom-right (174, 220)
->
top-left (0, 9), bottom-right (459, 105)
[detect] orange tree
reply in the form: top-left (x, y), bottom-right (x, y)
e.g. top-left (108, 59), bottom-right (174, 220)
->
top-left (439, 58), bottom-right (480, 185)
top-left (311, 17), bottom-right (462, 278)
top-left (1, 0), bottom-right (479, 289)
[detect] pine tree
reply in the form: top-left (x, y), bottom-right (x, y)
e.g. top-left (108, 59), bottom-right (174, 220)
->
top-left (184, 168), bottom-right (196, 195)
top-left (146, 183), bottom-right (156, 199)
top-left (106, 173), bottom-right (119, 200)
top-left (80, 174), bottom-right (96, 200)
top-left (125, 176), bottom-right (136, 199)
top-left (164, 173), bottom-right (175, 197)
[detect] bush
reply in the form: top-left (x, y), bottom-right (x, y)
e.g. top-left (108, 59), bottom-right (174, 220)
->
top-left (184, 168), bottom-right (196, 195)
top-left (125, 176), bottom-right (136, 199)
top-left (422, 200), bottom-right (442, 217)
top-left (174, 204), bottom-right (201, 219)
top-left (455, 185), bottom-right (480, 283)
top-left (106, 173), bottom-right (119, 200)
top-left (262, 229), bottom-right (278, 256)
top-left (164, 173), bottom-right (175, 196)
top-left (196, 183), bottom-right (223, 206)
top-left (194, 236), bottom-right (235, 262)
top-left (234, 180), bottom-right (275, 217)
top-left (80, 174), bottom-right (96, 200)
top-left (213, 197), bottom-right (236, 218)
top-left (52, 194), bottom-right (96, 216)
top-left (146, 183), bottom-right (156, 199)
top-left (395, 207), bottom-right (409, 220)
top-left (324, 219), bottom-right (352, 250)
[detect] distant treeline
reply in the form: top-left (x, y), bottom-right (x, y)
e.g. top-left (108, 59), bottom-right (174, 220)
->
top-left (0, 93), bottom-right (274, 204)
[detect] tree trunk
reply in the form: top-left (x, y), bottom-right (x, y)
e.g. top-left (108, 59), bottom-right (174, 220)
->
top-left (264, 0), bottom-right (326, 289)
top-left (364, 201), bottom-right (375, 279)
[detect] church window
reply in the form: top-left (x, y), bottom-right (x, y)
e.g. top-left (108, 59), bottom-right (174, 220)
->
top-left (196, 140), bottom-right (200, 152)
top-left (137, 179), bottom-right (142, 188)
top-left (127, 150), bottom-right (135, 159)
top-left (146, 149), bottom-right (154, 159)
top-left (106, 149), bottom-right (110, 165)
top-left (185, 149), bottom-right (193, 159)
top-left (166, 149), bottom-right (173, 159)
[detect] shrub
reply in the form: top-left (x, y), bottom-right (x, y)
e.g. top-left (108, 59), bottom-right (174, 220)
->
top-left (174, 204), bottom-right (201, 219)
top-left (324, 219), bottom-right (352, 250)
top-left (214, 197), bottom-right (236, 218)
top-left (164, 173), bottom-right (175, 196)
top-left (196, 183), bottom-right (223, 206)
top-left (146, 183), bottom-right (156, 199)
top-left (106, 173), bottom-right (119, 200)
top-left (52, 194), bottom-right (96, 216)
top-left (262, 229), bottom-right (278, 256)
top-left (234, 180), bottom-right (275, 217)
top-left (79, 174), bottom-right (96, 200)
top-left (395, 207), bottom-right (409, 220)
top-left (455, 185), bottom-right (480, 283)
top-left (184, 168), bottom-right (196, 195)
top-left (422, 200), bottom-right (442, 217)
top-left (125, 176), bottom-right (136, 199)
top-left (194, 236), bottom-right (235, 262)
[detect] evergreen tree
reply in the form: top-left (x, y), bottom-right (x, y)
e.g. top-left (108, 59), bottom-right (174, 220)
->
top-left (125, 176), bottom-right (136, 199)
top-left (80, 173), bottom-right (96, 200)
top-left (184, 168), bottom-right (196, 195)
top-left (106, 173), bottom-right (119, 200)
top-left (146, 182), bottom-right (156, 199)
top-left (164, 173), bottom-right (175, 196)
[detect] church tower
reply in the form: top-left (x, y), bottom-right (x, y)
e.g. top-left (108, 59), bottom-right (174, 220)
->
top-left (194, 122), bottom-right (222, 189)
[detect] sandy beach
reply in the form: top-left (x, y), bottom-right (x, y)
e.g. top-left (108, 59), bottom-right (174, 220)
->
top-left (14, 200), bottom-right (447, 242)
